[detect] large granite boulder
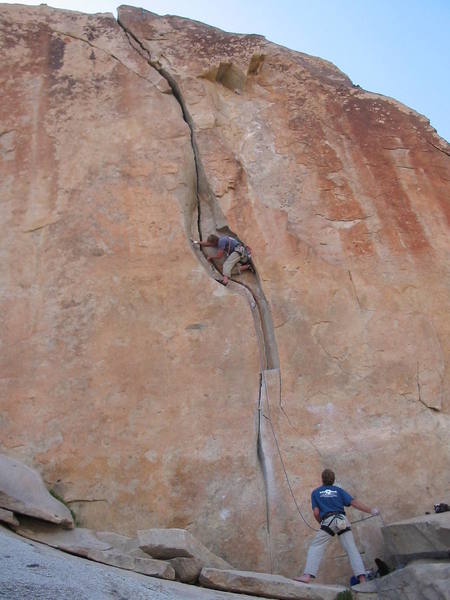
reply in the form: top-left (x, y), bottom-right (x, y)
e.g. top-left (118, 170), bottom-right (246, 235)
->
top-left (0, 455), bottom-right (74, 528)
top-left (381, 512), bottom-right (450, 563)
top-left (199, 568), bottom-right (347, 600)
top-left (138, 528), bottom-right (231, 569)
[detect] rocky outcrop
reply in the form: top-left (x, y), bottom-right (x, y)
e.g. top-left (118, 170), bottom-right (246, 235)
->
top-left (381, 512), bottom-right (450, 563)
top-left (0, 526), bottom-right (273, 600)
top-left (1, 2), bottom-right (449, 586)
top-left (16, 518), bottom-right (111, 557)
top-left (88, 547), bottom-right (176, 579)
top-left (353, 560), bottom-right (450, 600)
top-left (0, 454), bottom-right (73, 528)
top-left (138, 528), bottom-right (231, 569)
top-left (0, 507), bottom-right (19, 528)
top-left (169, 556), bottom-right (204, 583)
top-left (199, 568), bottom-right (347, 599)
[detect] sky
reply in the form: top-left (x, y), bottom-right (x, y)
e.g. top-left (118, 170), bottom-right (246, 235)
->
top-left (3, 1), bottom-right (449, 142)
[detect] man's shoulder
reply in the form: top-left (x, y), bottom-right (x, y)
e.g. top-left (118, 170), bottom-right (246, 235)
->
top-left (312, 485), bottom-right (348, 496)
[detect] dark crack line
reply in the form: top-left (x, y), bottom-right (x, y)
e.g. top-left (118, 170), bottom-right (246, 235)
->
top-left (426, 140), bottom-right (450, 157)
top-left (256, 373), bottom-right (274, 573)
top-left (117, 18), bottom-right (203, 240)
top-left (348, 269), bottom-right (362, 309)
top-left (66, 499), bottom-right (108, 504)
top-left (118, 16), bottom-right (284, 568)
top-left (52, 29), bottom-right (164, 87)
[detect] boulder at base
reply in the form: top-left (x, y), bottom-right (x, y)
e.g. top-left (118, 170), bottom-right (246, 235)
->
top-left (199, 568), bottom-right (347, 600)
top-left (0, 507), bottom-right (19, 528)
top-left (353, 560), bottom-right (450, 600)
top-left (169, 556), bottom-right (204, 583)
top-left (138, 528), bottom-right (231, 569)
top-left (381, 512), bottom-right (450, 562)
top-left (88, 548), bottom-right (176, 579)
top-left (0, 455), bottom-right (74, 528)
top-left (16, 518), bottom-right (110, 557)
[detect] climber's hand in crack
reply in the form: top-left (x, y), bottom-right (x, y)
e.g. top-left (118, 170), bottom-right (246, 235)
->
top-left (221, 276), bottom-right (229, 286)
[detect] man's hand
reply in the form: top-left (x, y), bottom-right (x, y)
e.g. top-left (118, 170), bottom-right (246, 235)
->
top-left (191, 239), bottom-right (200, 245)
top-left (371, 508), bottom-right (380, 516)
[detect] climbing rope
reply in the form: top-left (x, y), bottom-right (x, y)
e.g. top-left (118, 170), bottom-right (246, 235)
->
top-left (261, 369), bottom-right (319, 531)
top-left (261, 369), bottom-right (382, 531)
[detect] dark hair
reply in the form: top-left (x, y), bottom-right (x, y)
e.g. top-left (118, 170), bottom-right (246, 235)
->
top-left (321, 469), bottom-right (335, 485)
top-left (207, 234), bottom-right (219, 246)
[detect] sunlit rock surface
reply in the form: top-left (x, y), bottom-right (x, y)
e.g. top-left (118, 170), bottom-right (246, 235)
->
top-left (1, 3), bottom-right (449, 585)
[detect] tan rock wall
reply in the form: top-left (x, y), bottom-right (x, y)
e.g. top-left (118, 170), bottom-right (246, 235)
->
top-left (1, 4), bottom-right (449, 585)
top-left (0, 4), bottom-right (264, 571)
top-left (118, 7), bottom-right (450, 582)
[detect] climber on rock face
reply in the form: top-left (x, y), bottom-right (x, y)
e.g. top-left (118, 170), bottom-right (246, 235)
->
top-left (192, 234), bottom-right (252, 285)
top-left (294, 469), bottom-right (379, 586)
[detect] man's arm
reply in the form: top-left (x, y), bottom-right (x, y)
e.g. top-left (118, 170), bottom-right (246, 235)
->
top-left (191, 240), bottom-right (215, 247)
top-left (191, 240), bottom-right (224, 260)
top-left (351, 498), bottom-right (379, 515)
top-left (313, 507), bottom-right (321, 524)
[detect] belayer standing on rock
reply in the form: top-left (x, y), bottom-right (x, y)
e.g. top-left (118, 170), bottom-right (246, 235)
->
top-left (294, 469), bottom-right (379, 585)
top-left (192, 234), bottom-right (252, 285)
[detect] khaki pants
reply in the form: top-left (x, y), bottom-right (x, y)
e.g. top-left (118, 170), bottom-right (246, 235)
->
top-left (222, 251), bottom-right (243, 278)
top-left (304, 515), bottom-right (365, 578)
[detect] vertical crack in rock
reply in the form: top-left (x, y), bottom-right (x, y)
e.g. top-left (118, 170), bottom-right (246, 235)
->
top-left (118, 17), bottom-right (284, 569)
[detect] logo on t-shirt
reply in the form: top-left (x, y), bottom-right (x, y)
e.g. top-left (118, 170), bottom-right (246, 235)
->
top-left (319, 489), bottom-right (338, 498)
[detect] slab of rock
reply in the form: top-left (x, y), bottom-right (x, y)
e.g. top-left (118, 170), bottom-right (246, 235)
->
top-left (16, 518), bottom-right (110, 557)
top-left (138, 529), bottom-right (231, 569)
top-left (0, 455), bottom-right (74, 528)
top-left (199, 568), bottom-right (347, 600)
top-left (169, 556), bottom-right (204, 583)
top-left (0, 507), bottom-right (19, 528)
top-left (381, 512), bottom-right (450, 562)
top-left (353, 560), bottom-right (450, 600)
top-left (88, 548), bottom-right (176, 579)
top-left (96, 531), bottom-right (146, 556)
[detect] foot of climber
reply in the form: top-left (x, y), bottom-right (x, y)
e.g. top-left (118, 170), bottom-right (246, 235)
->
top-left (293, 574), bottom-right (313, 584)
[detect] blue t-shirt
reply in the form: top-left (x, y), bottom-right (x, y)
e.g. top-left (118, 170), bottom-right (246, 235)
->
top-left (218, 236), bottom-right (239, 255)
top-left (311, 485), bottom-right (353, 519)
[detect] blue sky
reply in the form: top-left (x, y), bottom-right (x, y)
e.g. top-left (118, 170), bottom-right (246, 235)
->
top-left (3, 1), bottom-right (450, 141)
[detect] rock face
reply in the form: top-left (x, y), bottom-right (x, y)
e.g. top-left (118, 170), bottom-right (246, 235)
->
top-left (0, 454), bottom-right (74, 528)
top-left (381, 512), bottom-right (450, 563)
top-left (1, 2), bottom-right (449, 586)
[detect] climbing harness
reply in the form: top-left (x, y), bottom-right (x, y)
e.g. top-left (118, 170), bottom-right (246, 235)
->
top-left (320, 513), bottom-right (351, 537)
top-left (226, 236), bottom-right (253, 264)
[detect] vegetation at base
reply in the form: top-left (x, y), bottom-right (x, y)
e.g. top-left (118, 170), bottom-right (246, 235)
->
top-left (335, 591), bottom-right (353, 600)
top-left (49, 488), bottom-right (78, 525)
